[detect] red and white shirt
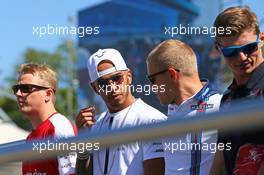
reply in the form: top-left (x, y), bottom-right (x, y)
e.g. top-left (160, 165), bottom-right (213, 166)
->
top-left (22, 112), bottom-right (77, 175)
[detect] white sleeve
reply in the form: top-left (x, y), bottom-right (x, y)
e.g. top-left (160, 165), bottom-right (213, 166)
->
top-left (142, 140), bottom-right (164, 161)
top-left (142, 111), bottom-right (166, 161)
top-left (50, 114), bottom-right (77, 175)
top-left (57, 152), bottom-right (77, 175)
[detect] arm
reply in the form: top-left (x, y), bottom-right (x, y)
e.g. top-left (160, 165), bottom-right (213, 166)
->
top-left (57, 152), bottom-right (77, 175)
top-left (54, 115), bottom-right (79, 175)
top-left (76, 155), bottom-right (93, 175)
top-left (75, 106), bottom-right (96, 129)
top-left (257, 162), bottom-right (264, 175)
top-left (75, 107), bottom-right (96, 175)
top-left (143, 158), bottom-right (165, 175)
top-left (210, 150), bottom-right (226, 175)
top-left (142, 139), bottom-right (165, 175)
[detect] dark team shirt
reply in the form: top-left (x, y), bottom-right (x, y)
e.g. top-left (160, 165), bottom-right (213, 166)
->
top-left (219, 62), bottom-right (264, 175)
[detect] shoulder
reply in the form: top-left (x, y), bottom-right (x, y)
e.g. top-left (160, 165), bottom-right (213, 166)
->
top-left (203, 92), bottom-right (223, 113)
top-left (94, 111), bottom-right (108, 123)
top-left (222, 89), bottom-right (232, 97)
top-left (133, 99), bottom-right (167, 123)
top-left (91, 111), bottom-right (108, 131)
top-left (207, 93), bottom-right (223, 104)
top-left (49, 113), bottom-right (77, 138)
top-left (198, 81), bottom-right (223, 105)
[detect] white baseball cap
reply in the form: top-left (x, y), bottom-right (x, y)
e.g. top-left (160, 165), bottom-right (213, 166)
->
top-left (87, 48), bottom-right (128, 82)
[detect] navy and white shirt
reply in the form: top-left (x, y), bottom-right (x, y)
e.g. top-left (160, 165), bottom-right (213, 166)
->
top-left (163, 82), bottom-right (222, 175)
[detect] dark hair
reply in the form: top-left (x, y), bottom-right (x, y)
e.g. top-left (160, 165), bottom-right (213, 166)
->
top-left (214, 6), bottom-right (260, 42)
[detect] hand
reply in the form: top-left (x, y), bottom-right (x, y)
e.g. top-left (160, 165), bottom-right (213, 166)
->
top-left (76, 106), bottom-right (96, 129)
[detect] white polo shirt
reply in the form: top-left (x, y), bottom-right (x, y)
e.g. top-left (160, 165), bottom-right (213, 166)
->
top-left (163, 82), bottom-right (222, 175)
top-left (91, 98), bottom-right (167, 175)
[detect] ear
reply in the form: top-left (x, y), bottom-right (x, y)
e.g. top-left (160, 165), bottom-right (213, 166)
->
top-left (260, 32), bottom-right (264, 39)
top-left (214, 41), bottom-right (220, 51)
top-left (126, 69), bottom-right (132, 85)
top-left (260, 32), bottom-right (264, 47)
top-left (91, 83), bottom-right (99, 94)
top-left (45, 89), bottom-right (54, 103)
top-left (168, 68), bottom-right (179, 81)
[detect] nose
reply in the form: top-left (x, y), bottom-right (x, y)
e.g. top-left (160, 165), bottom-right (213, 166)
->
top-left (109, 81), bottom-right (120, 92)
top-left (15, 89), bottom-right (23, 97)
top-left (238, 51), bottom-right (248, 61)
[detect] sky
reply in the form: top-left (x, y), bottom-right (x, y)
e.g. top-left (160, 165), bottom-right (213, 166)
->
top-left (0, 0), bottom-right (105, 86)
top-left (0, 0), bottom-right (263, 87)
top-left (194, 0), bottom-right (264, 28)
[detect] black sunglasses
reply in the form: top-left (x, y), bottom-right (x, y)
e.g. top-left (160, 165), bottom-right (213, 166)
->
top-left (96, 74), bottom-right (124, 89)
top-left (219, 34), bottom-right (260, 58)
top-left (147, 68), bottom-right (180, 84)
top-left (12, 84), bottom-right (51, 94)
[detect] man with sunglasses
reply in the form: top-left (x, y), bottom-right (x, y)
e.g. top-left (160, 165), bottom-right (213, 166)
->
top-left (75, 48), bottom-right (166, 175)
top-left (210, 6), bottom-right (264, 175)
top-left (13, 63), bottom-right (77, 175)
top-left (146, 39), bottom-right (222, 175)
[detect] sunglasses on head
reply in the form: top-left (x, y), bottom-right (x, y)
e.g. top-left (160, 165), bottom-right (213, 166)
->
top-left (96, 74), bottom-right (124, 89)
top-left (147, 68), bottom-right (179, 84)
top-left (12, 84), bottom-right (51, 94)
top-left (219, 34), bottom-right (260, 58)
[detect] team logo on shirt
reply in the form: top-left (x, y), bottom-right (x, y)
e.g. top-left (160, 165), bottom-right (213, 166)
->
top-left (190, 103), bottom-right (214, 110)
top-left (234, 144), bottom-right (264, 175)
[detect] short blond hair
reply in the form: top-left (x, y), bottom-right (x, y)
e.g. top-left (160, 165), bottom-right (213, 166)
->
top-left (147, 39), bottom-right (198, 76)
top-left (214, 6), bottom-right (260, 43)
top-left (18, 63), bottom-right (57, 90)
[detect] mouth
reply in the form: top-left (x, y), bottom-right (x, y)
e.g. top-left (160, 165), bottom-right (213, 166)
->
top-left (18, 102), bottom-right (24, 107)
top-left (237, 61), bottom-right (252, 70)
top-left (110, 94), bottom-right (123, 100)
top-left (17, 100), bottom-right (26, 107)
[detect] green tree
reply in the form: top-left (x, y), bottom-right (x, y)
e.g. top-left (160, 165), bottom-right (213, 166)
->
top-left (0, 97), bottom-right (31, 130)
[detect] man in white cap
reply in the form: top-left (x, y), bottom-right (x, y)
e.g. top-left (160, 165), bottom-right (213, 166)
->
top-left (75, 48), bottom-right (167, 175)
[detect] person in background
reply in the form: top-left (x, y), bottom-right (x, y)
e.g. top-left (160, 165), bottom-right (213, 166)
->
top-left (210, 6), bottom-right (264, 175)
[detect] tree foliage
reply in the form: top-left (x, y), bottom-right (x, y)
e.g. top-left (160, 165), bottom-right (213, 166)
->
top-left (0, 97), bottom-right (31, 131)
